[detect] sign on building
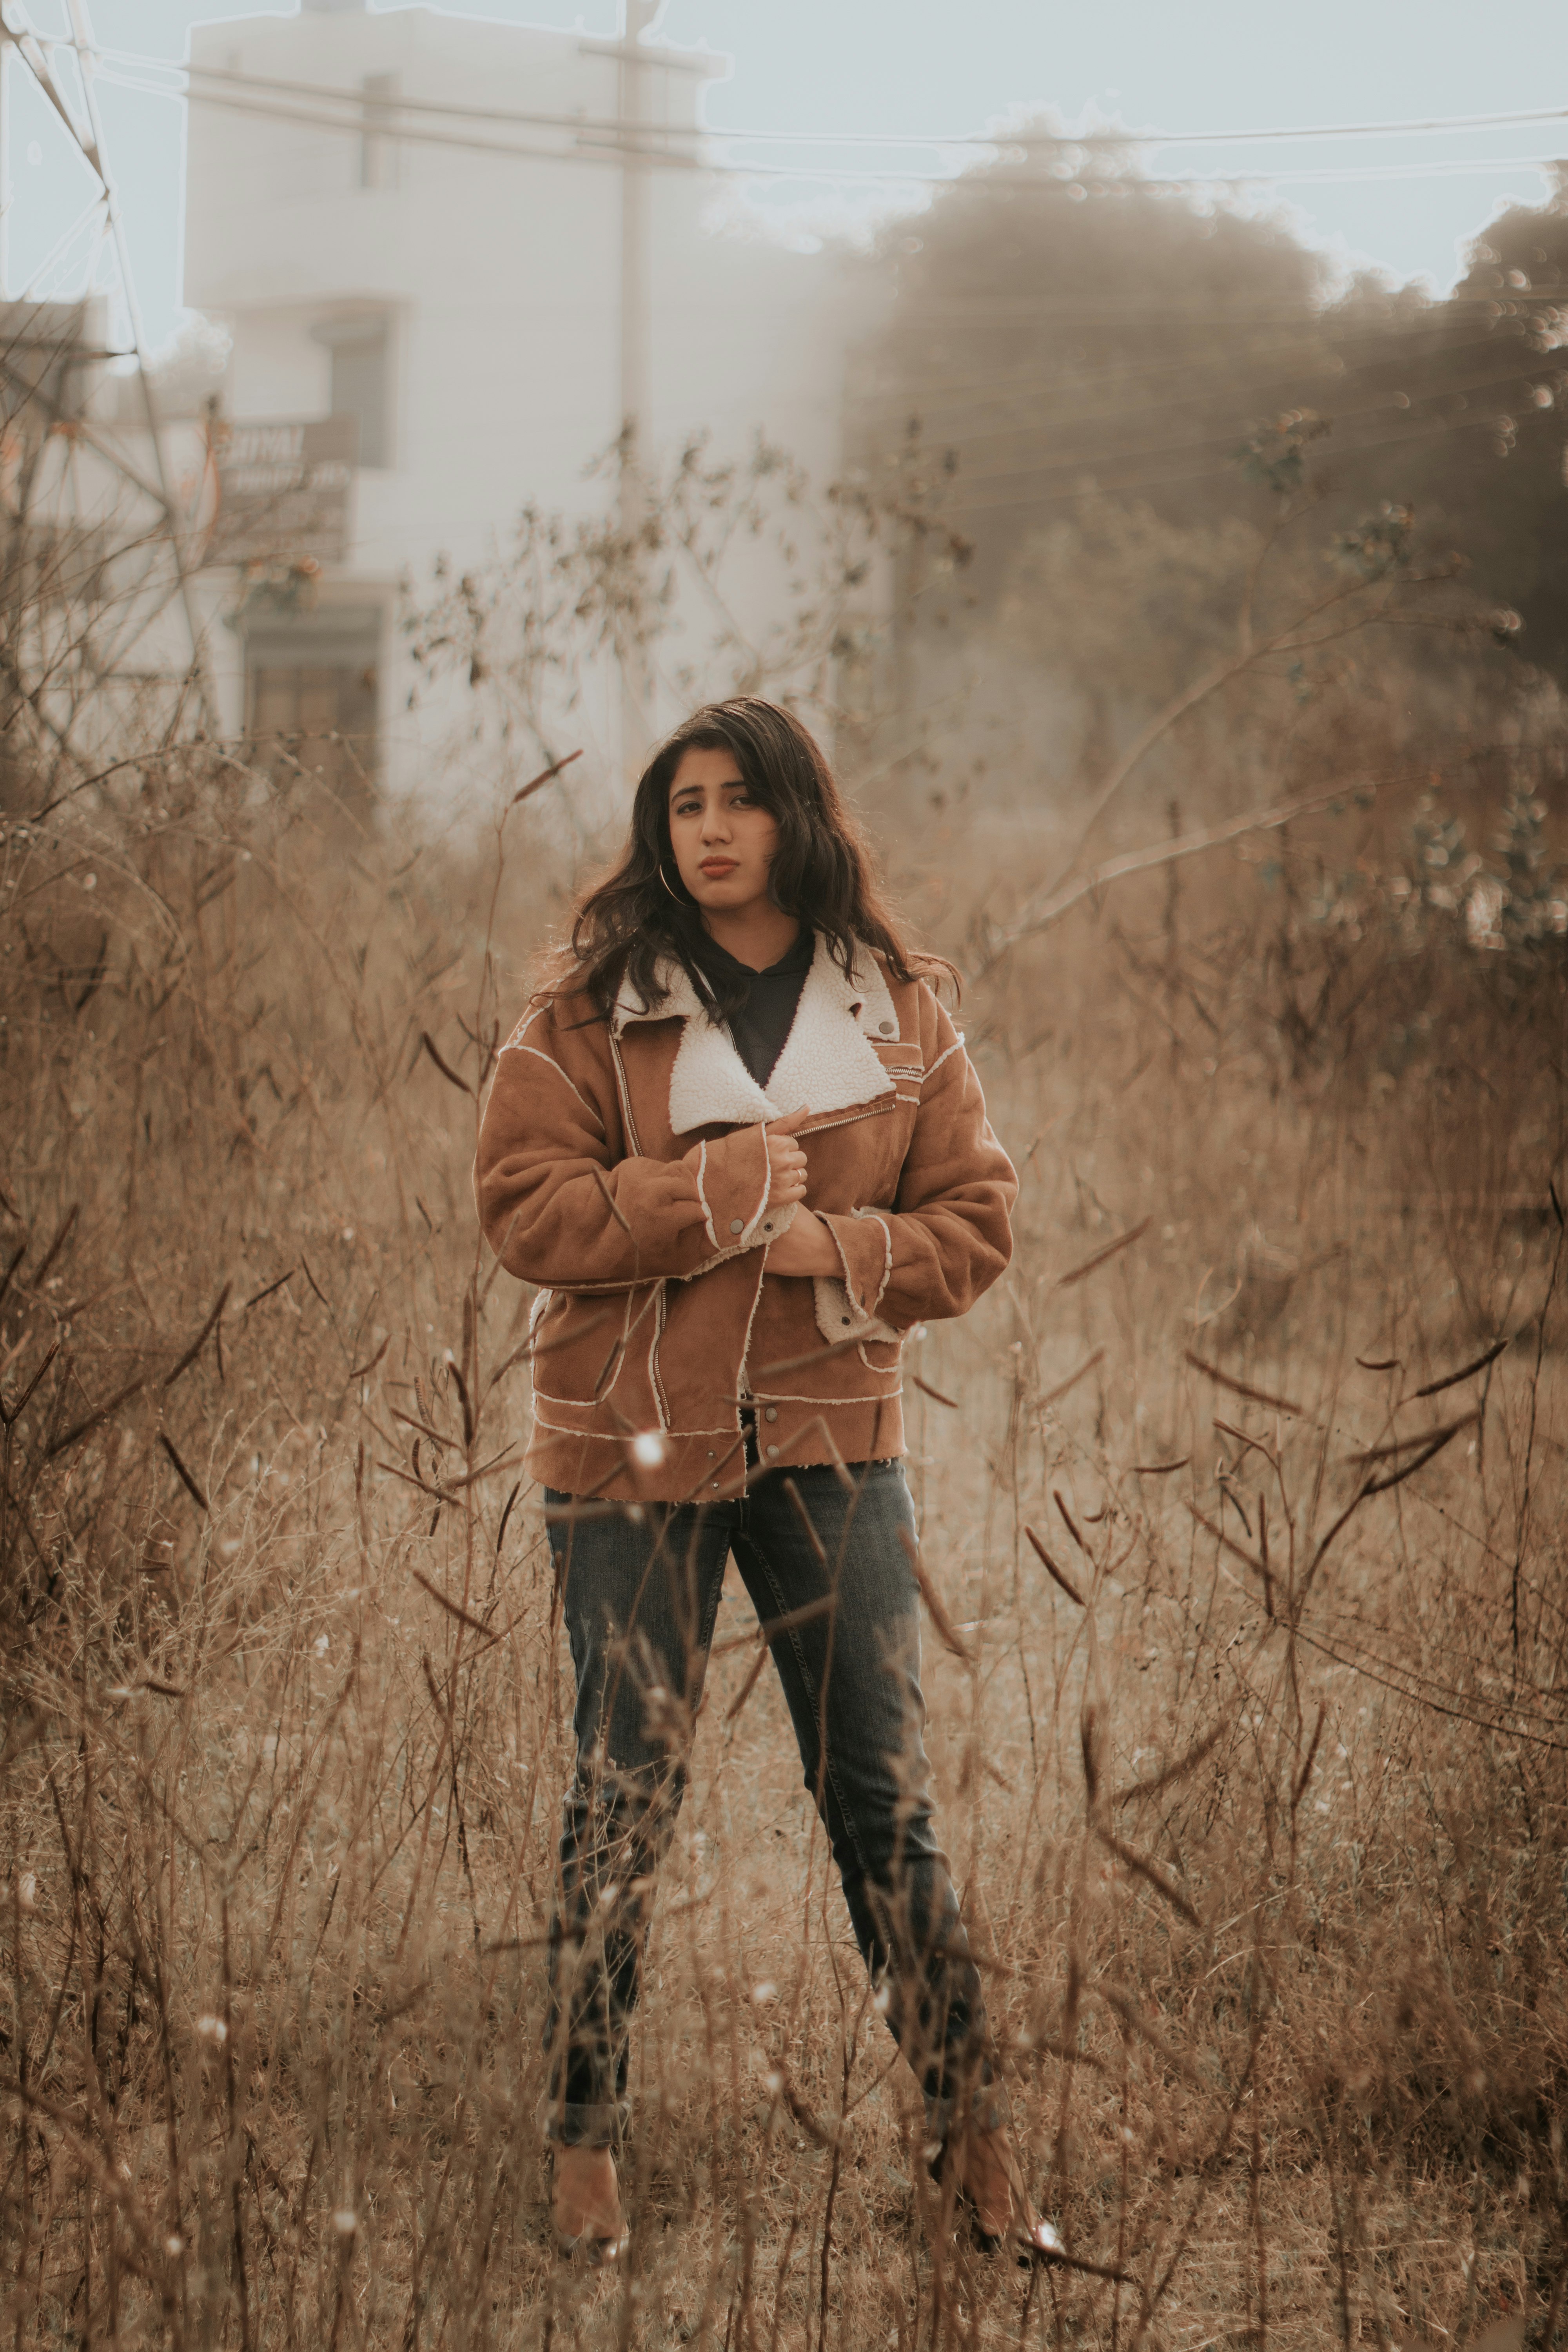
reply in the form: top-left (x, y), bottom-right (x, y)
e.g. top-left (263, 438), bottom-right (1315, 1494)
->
top-left (205, 416), bottom-right (356, 567)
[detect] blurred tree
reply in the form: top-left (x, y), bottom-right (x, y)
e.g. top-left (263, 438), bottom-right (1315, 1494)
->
top-left (996, 499), bottom-right (1264, 807)
top-left (850, 145), bottom-right (1568, 706)
top-left (1325, 177), bottom-right (1568, 682)
top-left (847, 147), bottom-right (1334, 611)
top-left (1000, 501), bottom-right (1261, 710)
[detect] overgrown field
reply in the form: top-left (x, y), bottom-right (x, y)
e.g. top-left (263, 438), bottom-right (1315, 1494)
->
top-left (0, 753), bottom-right (1564, 2351)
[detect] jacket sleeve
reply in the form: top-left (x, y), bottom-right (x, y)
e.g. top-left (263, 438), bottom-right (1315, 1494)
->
top-left (817, 993), bottom-right (1016, 1330)
top-left (474, 1005), bottom-right (779, 1292)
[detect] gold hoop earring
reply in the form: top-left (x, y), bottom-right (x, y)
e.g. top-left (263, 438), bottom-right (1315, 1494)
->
top-left (659, 862), bottom-right (686, 902)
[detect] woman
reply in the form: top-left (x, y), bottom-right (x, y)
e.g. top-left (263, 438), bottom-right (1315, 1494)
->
top-left (475, 697), bottom-right (1053, 2264)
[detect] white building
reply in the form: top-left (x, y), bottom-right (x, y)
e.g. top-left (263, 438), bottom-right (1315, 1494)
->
top-left (182, 0), bottom-right (863, 797)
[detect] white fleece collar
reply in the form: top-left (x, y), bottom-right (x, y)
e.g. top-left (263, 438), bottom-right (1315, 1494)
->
top-left (612, 931), bottom-right (899, 1135)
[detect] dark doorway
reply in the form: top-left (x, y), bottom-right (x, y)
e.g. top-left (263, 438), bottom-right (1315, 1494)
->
top-left (244, 606), bottom-right (382, 805)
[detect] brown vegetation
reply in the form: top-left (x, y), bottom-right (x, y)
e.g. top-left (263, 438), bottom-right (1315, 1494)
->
top-left (0, 704), bottom-right (1564, 2350)
top-left (6, 221), bottom-right (1568, 2341)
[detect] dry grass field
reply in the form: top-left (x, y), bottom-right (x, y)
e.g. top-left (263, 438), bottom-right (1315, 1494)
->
top-left (0, 749), bottom-right (1564, 2351)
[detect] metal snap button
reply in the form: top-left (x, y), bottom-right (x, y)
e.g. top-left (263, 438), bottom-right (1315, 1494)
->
top-left (707, 1450), bottom-right (715, 1459)
top-left (764, 1407), bottom-right (778, 1423)
top-left (730, 1218), bottom-right (744, 1235)
top-left (878, 1020), bottom-right (895, 1035)
top-left (766, 1444), bottom-right (780, 1459)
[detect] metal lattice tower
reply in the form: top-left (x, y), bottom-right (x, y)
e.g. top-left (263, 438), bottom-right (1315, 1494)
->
top-left (0, 0), bottom-right (219, 773)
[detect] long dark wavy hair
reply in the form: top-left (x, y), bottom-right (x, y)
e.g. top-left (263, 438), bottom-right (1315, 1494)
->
top-left (555, 699), bottom-right (940, 1025)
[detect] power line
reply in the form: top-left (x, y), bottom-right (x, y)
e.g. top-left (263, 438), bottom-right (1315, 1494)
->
top-left (91, 56), bottom-right (1568, 198)
top-left (93, 49), bottom-right (1568, 159)
top-left (124, 82), bottom-right (1568, 200)
top-left (940, 398), bottom-right (1538, 517)
top-left (103, 80), bottom-right (727, 179)
top-left (851, 318), bottom-right (1550, 429)
top-left (122, 54), bottom-right (710, 148)
top-left (1176, 152), bottom-right (1566, 191)
top-left (888, 342), bottom-right (1561, 467)
top-left (1025, 103), bottom-right (1568, 150)
top-left (866, 290), bottom-right (1559, 326)
top-left (938, 353), bottom-right (1559, 494)
top-left (50, 69), bottom-right (1566, 366)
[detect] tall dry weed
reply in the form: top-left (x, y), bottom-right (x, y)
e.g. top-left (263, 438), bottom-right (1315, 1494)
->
top-left (0, 747), bottom-right (1564, 2350)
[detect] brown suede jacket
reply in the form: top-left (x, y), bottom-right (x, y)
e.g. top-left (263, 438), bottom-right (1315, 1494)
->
top-left (474, 931), bottom-right (1016, 1502)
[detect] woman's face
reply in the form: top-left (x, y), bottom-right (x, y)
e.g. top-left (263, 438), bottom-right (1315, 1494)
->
top-left (667, 746), bottom-right (781, 916)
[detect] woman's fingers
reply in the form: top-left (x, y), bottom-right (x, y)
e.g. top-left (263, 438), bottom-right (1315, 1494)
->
top-left (765, 1120), bottom-right (810, 1210)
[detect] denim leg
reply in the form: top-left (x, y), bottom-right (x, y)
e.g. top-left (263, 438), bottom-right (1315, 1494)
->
top-left (543, 1493), bottom-right (734, 2147)
top-left (733, 1462), bottom-right (1004, 2140)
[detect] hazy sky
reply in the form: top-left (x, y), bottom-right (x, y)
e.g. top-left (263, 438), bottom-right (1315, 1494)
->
top-left (9, 0), bottom-right (1567, 354)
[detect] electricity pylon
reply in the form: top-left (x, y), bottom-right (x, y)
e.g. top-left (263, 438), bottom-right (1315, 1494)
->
top-left (1, 0), bottom-right (220, 769)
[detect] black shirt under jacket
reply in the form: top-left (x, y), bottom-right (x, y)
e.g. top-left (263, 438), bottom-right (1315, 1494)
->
top-left (686, 926), bottom-right (814, 1093)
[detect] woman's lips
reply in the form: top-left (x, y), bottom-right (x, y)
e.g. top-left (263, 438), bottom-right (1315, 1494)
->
top-left (699, 858), bottom-right (739, 876)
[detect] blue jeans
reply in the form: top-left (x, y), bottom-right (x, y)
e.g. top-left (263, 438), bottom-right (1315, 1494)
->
top-left (541, 1461), bottom-right (1003, 2149)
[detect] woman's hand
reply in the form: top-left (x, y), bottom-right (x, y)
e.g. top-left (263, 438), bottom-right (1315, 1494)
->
top-left (764, 1208), bottom-right (842, 1278)
top-left (764, 1106), bottom-right (812, 1210)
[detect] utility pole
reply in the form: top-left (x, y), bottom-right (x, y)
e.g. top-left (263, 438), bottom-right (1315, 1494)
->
top-left (615, 0), bottom-right (659, 774)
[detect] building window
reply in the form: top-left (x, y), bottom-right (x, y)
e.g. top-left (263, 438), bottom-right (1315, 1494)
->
top-left (310, 314), bottom-right (390, 469)
top-left (360, 74), bottom-right (398, 190)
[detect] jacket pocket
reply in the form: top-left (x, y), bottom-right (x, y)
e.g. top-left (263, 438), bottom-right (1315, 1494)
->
top-left (532, 1289), bottom-right (653, 1408)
